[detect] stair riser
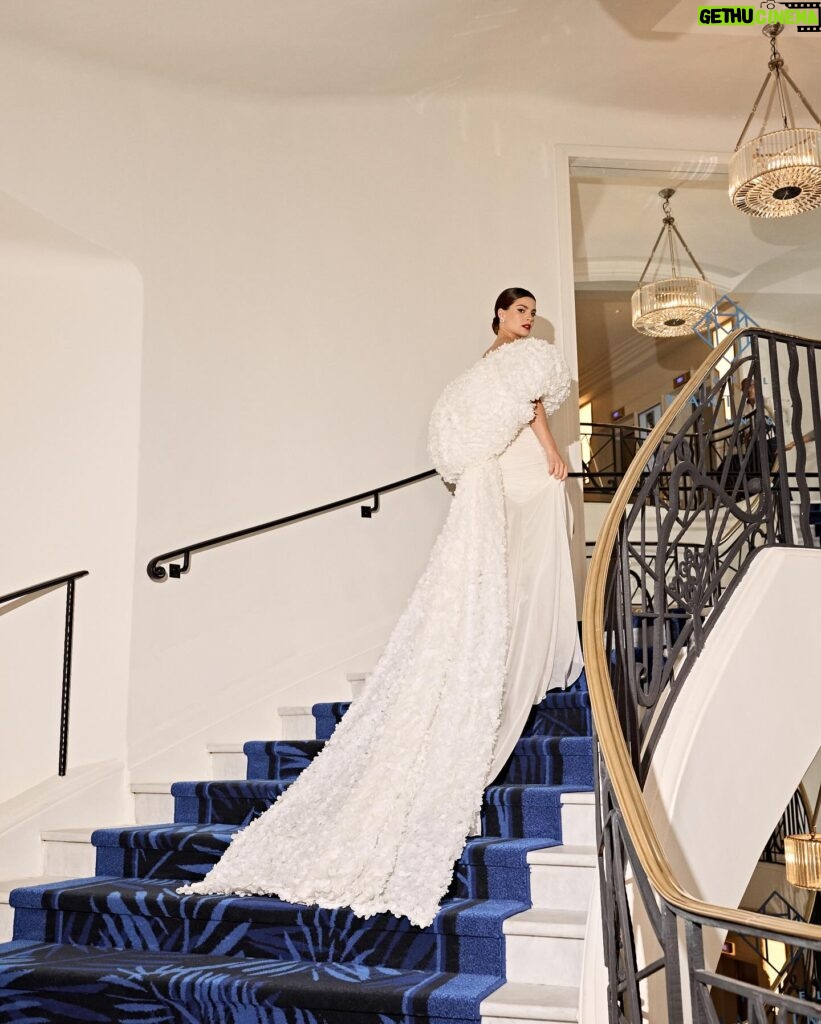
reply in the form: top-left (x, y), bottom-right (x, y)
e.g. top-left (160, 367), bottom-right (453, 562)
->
top-left (527, 865), bottom-right (595, 913)
top-left (278, 708), bottom-right (316, 741)
top-left (16, 908), bottom-right (506, 977)
top-left (133, 792), bottom-right (174, 825)
top-left (558, 805), bottom-right (595, 848)
top-left (0, 907), bottom-right (12, 945)
top-left (43, 841), bottom-right (97, 879)
top-left (504, 933), bottom-right (584, 987)
top-left (210, 751), bottom-right (247, 779)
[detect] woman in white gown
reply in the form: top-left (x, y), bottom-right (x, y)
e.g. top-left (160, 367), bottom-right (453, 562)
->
top-left (179, 287), bottom-right (583, 926)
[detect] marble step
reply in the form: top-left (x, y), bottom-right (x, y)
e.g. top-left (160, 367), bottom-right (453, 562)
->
top-left (170, 778), bottom-right (574, 839)
top-left (481, 980), bottom-right (579, 1022)
top-left (51, 817), bottom-right (596, 912)
top-left (503, 909), bottom-right (586, 987)
top-left (130, 782), bottom-right (174, 824)
top-left (243, 736), bottom-right (592, 787)
top-left (0, 939), bottom-right (502, 1022)
top-left (206, 742), bottom-right (247, 779)
top-left (278, 704), bottom-right (315, 740)
top-left (559, 792), bottom-right (595, 847)
top-left (527, 845), bottom-right (596, 911)
top-left (41, 827), bottom-right (98, 877)
top-left (92, 823), bottom-right (556, 903)
top-left (347, 671), bottom-right (369, 700)
top-left (13, 877), bottom-right (526, 978)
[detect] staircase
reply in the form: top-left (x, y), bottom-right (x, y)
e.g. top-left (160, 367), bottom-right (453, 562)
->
top-left (0, 679), bottom-right (595, 1023)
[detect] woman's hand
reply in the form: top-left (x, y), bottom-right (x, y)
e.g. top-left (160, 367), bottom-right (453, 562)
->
top-left (546, 447), bottom-right (568, 480)
top-left (530, 401), bottom-right (568, 481)
top-left (545, 445), bottom-right (568, 481)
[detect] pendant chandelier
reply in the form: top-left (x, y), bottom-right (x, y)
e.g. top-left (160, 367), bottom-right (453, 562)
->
top-left (786, 787), bottom-right (821, 891)
top-left (631, 189), bottom-right (717, 339)
top-left (729, 23), bottom-right (821, 218)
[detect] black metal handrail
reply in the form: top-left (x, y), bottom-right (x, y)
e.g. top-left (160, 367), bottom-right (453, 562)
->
top-left (147, 464), bottom-right (595, 582)
top-left (148, 418), bottom-right (717, 584)
top-left (1, 570), bottom-right (89, 776)
top-left (146, 469), bottom-right (439, 581)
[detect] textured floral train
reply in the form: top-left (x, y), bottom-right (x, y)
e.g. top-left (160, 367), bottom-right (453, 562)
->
top-left (179, 337), bottom-right (571, 926)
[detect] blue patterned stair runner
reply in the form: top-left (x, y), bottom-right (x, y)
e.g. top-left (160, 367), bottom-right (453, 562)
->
top-left (0, 673), bottom-right (592, 1023)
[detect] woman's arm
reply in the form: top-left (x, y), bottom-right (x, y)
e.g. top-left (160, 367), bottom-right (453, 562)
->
top-left (530, 401), bottom-right (568, 480)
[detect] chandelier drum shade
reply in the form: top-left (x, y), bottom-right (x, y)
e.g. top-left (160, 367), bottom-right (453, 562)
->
top-left (631, 189), bottom-right (717, 339)
top-left (631, 276), bottom-right (718, 338)
top-left (729, 24), bottom-right (821, 218)
top-left (730, 127), bottom-right (821, 218)
top-left (786, 833), bottom-right (821, 890)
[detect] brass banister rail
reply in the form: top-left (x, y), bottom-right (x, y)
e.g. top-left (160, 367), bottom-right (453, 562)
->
top-left (1, 570), bottom-right (89, 776)
top-left (583, 326), bottom-right (821, 1020)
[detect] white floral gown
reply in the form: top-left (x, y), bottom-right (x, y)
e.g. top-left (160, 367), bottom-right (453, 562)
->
top-left (179, 337), bottom-right (583, 926)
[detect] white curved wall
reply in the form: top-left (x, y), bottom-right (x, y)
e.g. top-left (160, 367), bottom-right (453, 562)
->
top-left (0, 37), bottom-right (816, 788)
top-left (645, 547), bottom-right (821, 906)
top-left (0, 191), bottom-right (141, 823)
top-left (642, 546), bottom-right (821, 1014)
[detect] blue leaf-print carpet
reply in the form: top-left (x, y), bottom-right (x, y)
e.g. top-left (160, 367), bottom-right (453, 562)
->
top-left (0, 675), bottom-right (591, 1022)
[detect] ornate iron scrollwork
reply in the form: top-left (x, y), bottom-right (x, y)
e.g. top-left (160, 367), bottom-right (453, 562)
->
top-left (592, 328), bottom-right (821, 1022)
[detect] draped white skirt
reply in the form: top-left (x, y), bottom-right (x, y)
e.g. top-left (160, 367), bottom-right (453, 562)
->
top-left (178, 425), bottom-right (582, 925)
top-left (488, 425), bottom-right (584, 779)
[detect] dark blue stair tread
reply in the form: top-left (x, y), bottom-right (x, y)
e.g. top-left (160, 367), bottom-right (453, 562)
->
top-left (243, 735), bottom-right (592, 786)
top-left (11, 877), bottom-right (526, 938)
top-left (244, 740), bottom-right (326, 756)
top-left (94, 824), bottom-right (557, 866)
top-left (0, 940), bottom-right (500, 1020)
top-left (246, 735), bottom-right (589, 762)
top-left (172, 779), bottom-right (585, 802)
top-left (312, 682), bottom-right (592, 745)
top-left (244, 739), bottom-right (326, 780)
top-left (92, 824), bottom-right (558, 899)
top-left (170, 778), bottom-right (582, 837)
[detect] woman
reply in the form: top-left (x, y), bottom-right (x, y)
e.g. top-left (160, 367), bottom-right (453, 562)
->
top-left (179, 287), bottom-right (583, 926)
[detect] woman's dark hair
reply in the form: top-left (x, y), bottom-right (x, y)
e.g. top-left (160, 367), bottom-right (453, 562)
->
top-left (492, 287), bottom-right (536, 335)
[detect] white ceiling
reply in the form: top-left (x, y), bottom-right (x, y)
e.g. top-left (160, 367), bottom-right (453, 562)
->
top-left (0, 0), bottom-right (818, 118)
top-left (1, 0), bottom-right (817, 395)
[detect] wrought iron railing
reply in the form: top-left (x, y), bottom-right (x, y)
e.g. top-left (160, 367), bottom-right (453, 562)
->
top-left (583, 326), bottom-right (821, 1022)
top-left (1, 571), bottom-right (89, 776)
top-left (580, 421), bottom-right (663, 494)
top-left (763, 787), bottom-right (812, 865)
